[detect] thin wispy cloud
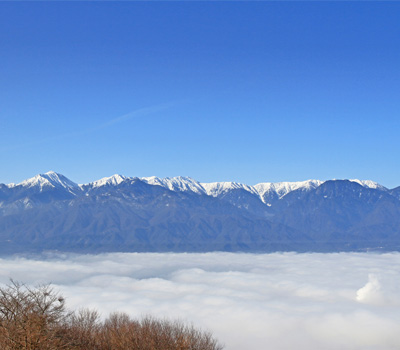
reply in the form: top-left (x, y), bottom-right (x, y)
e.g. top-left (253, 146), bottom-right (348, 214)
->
top-left (98, 102), bottom-right (174, 129)
top-left (0, 102), bottom-right (174, 153)
top-left (1, 252), bottom-right (399, 350)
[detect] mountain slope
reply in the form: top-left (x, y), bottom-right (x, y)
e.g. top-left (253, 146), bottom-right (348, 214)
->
top-left (0, 172), bottom-right (399, 254)
top-left (273, 180), bottom-right (400, 250)
top-left (0, 178), bottom-right (309, 254)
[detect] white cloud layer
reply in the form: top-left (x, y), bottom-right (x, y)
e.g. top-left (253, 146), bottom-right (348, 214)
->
top-left (1, 252), bottom-right (399, 350)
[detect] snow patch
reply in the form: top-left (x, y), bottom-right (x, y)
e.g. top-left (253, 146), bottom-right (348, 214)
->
top-left (350, 179), bottom-right (388, 191)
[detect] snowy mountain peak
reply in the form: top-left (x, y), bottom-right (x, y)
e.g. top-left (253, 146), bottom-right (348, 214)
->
top-left (90, 174), bottom-right (127, 188)
top-left (18, 171), bottom-right (79, 191)
top-left (254, 180), bottom-right (324, 201)
top-left (141, 176), bottom-right (205, 195)
top-left (200, 181), bottom-right (258, 197)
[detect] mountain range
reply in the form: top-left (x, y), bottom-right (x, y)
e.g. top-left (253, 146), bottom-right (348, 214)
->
top-left (0, 171), bottom-right (399, 254)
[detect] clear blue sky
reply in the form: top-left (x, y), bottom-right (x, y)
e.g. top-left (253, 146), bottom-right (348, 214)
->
top-left (1, 1), bottom-right (399, 188)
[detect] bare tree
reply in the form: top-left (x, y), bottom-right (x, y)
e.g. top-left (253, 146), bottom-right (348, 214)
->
top-left (63, 308), bottom-right (101, 349)
top-left (0, 281), bottom-right (223, 350)
top-left (0, 280), bottom-right (69, 350)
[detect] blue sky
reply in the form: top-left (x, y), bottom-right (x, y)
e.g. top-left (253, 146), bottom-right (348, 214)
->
top-left (1, 2), bottom-right (399, 187)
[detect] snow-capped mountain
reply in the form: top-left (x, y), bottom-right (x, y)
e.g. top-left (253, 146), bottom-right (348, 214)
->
top-left (253, 180), bottom-right (324, 204)
top-left (138, 176), bottom-right (325, 201)
top-left (201, 181), bottom-right (259, 197)
top-left (1, 172), bottom-right (399, 255)
top-left (89, 174), bottom-right (127, 188)
top-left (5, 172), bottom-right (387, 202)
top-left (17, 171), bottom-right (79, 192)
top-left (141, 176), bottom-right (206, 195)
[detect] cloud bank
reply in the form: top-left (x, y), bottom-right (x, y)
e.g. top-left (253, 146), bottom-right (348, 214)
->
top-left (1, 252), bottom-right (399, 350)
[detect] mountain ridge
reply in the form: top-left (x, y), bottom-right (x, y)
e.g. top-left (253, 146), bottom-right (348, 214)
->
top-left (0, 171), bottom-right (399, 255)
top-left (3, 171), bottom-right (387, 205)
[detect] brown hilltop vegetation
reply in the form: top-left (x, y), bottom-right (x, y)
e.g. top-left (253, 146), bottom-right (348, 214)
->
top-left (0, 281), bottom-right (223, 350)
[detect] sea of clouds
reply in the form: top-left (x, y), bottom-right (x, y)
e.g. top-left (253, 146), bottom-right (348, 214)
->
top-left (0, 252), bottom-right (399, 350)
